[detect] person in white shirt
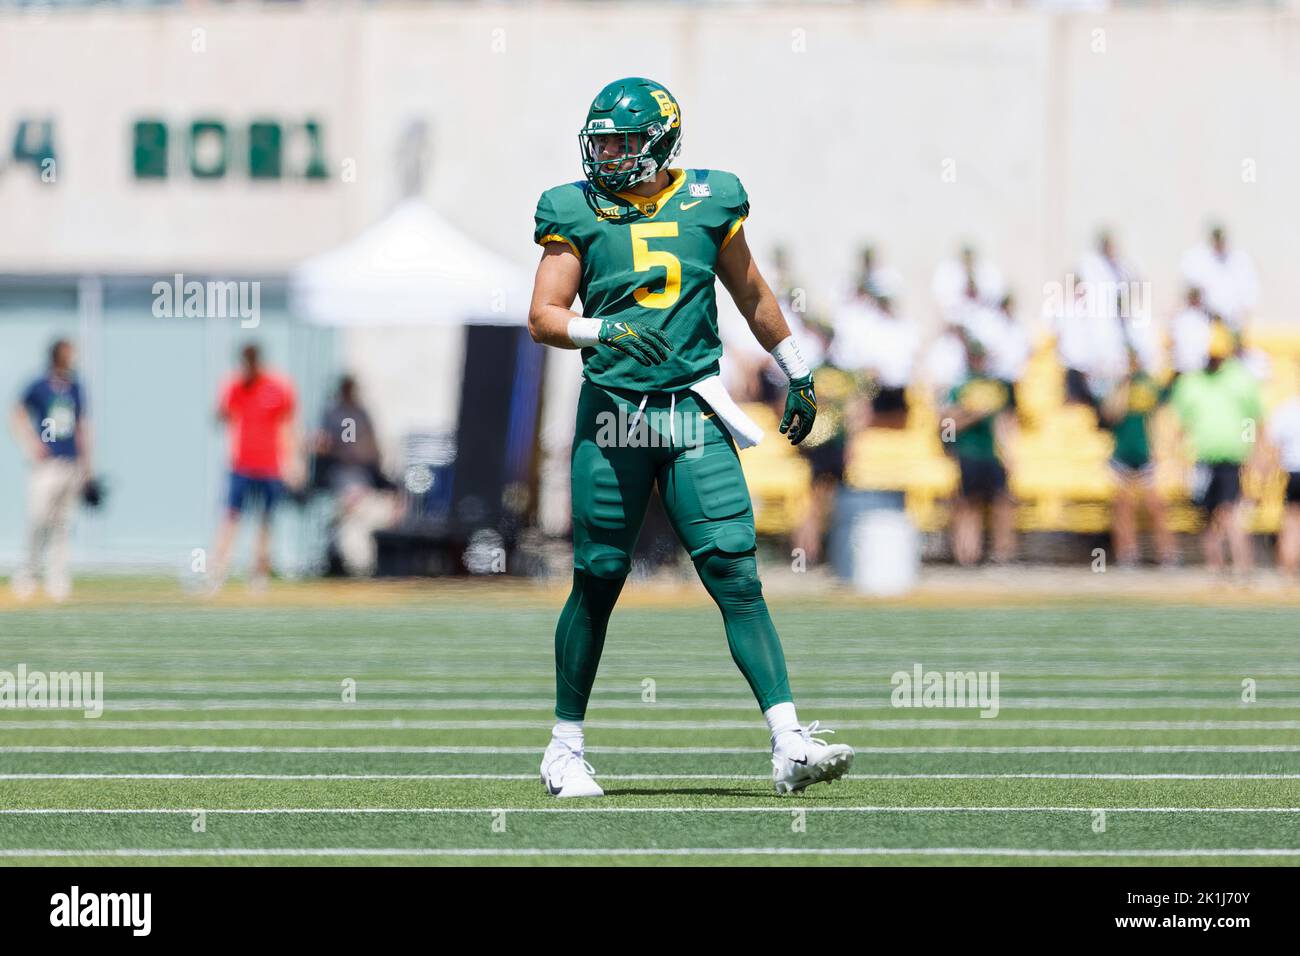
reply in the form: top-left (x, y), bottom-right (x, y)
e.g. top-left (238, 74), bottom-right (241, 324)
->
top-left (1180, 225), bottom-right (1259, 330)
top-left (1051, 279), bottom-right (1100, 407)
top-left (863, 293), bottom-right (918, 429)
top-left (963, 294), bottom-right (1030, 395)
top-left (1079, 230), bottom-right (1138, 306)
top-left (831, 266), bottom-right (917, 423)
top-left (1170, 287), bottom-right (1212, 377)
top-left (829, 283), bottom-right (880, 373)
top-left (932, 244), bottom-right (1005, 326)
top-left (923, 324), bottom-right (970, 403)
top-left (847, 244), bottom-right (883, 304)
top-left (1264, 380), bottom-right (1300, 578)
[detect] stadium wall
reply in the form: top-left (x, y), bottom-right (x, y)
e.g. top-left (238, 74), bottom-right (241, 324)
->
top-left (1, 6), bottom-right (1295, 322)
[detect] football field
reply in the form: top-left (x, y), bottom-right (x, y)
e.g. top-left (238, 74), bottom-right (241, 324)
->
top-left (1, 577), bottom-right (1299, 866)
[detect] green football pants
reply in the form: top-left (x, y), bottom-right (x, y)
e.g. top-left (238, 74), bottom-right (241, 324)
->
top-left (553, 380), bottom-right (793, 721)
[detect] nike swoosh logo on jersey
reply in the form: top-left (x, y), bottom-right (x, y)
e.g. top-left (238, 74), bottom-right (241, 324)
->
top-left (679, 199), bottom-right (703, 210)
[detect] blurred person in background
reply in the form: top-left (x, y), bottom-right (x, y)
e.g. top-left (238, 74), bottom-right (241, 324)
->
top-left (1051, 275), bottom-right (1099, 409)
top-left (8, 339), bottom-right (91, 602)
top-left (1056, 234), bottom-right (1159, 411)
top-left (1180, 224), bottom-right (1258, 331)
top-left (847, 243), bottom-right (899, 303)
top-left (922, 321), bottom-right (970, 401)
top-left (1170, 287), bottom-right (1212, 378)
top-left (1262, 364), bottom-right (1300, 579)
top-left (1078, 231), bottom-right (1162, 383)
top-left (830, 269), bottom-right (916, 428)
top-left (939, 339), bottom-right (1018, 566)
top-left (207, 343), bottom-right (302, 594)
top-left (313, 375), bottom-right (399, 576)
top-left (961, 292), bottom-right (1030, 412)
top-left (1098, 350), bottom-right (1177, 568)
top-left (828, 275), bottom-right (877, 369)
top-left (852, 244), bottom-right (876, 292)
top-left (1169, 324), bottom-right (1265, 578)
top-left (932, 243), bottom-right (1005, 326)
top-left (1079, 229), bottom-right (1138, 298)
top-left (860, 291), bottom-right (917, 429)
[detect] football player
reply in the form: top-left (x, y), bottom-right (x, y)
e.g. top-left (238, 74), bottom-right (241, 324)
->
top-left (528, 78), bottom-right (854, 797)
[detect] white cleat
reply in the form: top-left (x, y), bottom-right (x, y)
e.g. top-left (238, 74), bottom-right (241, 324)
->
top-left (540, 740), bottom-right (604, 798)
top-left (771, 720), bottom-right (855, 796)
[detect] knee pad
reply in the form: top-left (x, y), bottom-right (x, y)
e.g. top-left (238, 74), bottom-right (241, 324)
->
top-left (575, 542), bottom-right (632, 580)
top-left (688, 521), bottom-right (756, 562)
top-left (694, 523), bottom-right (763, 605)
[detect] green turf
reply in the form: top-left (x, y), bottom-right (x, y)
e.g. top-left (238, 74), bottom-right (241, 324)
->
top-left (1, 590), bottom-right (1298, 865)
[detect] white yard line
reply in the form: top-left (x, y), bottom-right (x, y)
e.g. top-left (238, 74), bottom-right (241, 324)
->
top-left (2, 719), bottom-right (1299, 730)
top-left (87, 698), bottom-right (1300, 711)
top-left (0, 847), bottom-right (1297, 859)
top-left (85, 680), bottom-right (1300, 694)
top-left (2, 806), bottom-right (1298, 815)
top-left (4, 772), bottom-right (1299, 780)
top-left (2, 744), bottom-right (1297, 754)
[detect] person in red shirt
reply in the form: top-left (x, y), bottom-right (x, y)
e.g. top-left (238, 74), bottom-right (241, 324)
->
top-left (207, 344), bottom-right (302, 593)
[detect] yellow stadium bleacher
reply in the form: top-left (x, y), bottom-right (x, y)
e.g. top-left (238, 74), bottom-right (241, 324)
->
top-left (819, 329), bottom-right (1300, 539)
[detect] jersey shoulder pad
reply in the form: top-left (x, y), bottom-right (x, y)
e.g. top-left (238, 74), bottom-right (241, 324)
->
top-left (533, 182), bottom-right (589, 254)
top-left (688, 168), bottom-right (749, 218)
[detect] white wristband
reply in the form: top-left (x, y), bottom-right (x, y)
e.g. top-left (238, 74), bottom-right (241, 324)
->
top-left (567, 317), bottom-right (603, 349)
top-left (770, 335), bottom-right (810, 381)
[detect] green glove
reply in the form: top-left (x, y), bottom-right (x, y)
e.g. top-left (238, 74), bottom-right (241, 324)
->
top-left (598, 320), bottom-right (673, 367)
top-left (780, 373), bottom-right (817, 445)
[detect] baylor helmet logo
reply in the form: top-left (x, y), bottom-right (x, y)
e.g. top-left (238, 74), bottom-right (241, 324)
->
top-left (650, 90), bottom-right (680, 128)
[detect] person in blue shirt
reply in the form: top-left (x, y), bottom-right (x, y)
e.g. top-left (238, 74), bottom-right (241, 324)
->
top-left (8, 339), bottom-right (92, 602)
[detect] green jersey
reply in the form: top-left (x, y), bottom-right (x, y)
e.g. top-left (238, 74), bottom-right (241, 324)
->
top-left (1106, 373), bottom-right (1163, 469)
top-left (534, 168), bottom-right (749, 393)
top-left (948, 376), bottom-right (1010, 461)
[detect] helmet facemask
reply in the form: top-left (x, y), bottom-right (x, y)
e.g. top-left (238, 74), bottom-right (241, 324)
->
top-left (585, 123), bottom-right (665, 195)
top-left (579, 119), bottom-right (682, 195)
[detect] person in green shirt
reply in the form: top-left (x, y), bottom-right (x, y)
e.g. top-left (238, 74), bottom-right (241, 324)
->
top-left (528, 77), bottom-right (852, 798)
top-left (1168, 323), bottom-right (1265, 575)
top-left (939, 341), bottom-right (1018, 566)
top-left (1098, 350), bottom-right (1177, 568)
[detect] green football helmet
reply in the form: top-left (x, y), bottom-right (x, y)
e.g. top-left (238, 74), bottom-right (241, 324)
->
top-left (579, 77), bottom-right (683, 197)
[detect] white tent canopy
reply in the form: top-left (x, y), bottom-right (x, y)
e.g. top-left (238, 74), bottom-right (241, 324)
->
top-left (291, 198), bottom-right (531, 327)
